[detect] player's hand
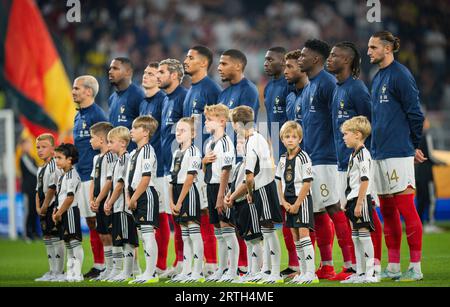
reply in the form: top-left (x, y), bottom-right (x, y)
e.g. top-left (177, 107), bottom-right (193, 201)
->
top-left (52, 208), bottom-right (61, 223)
top-left (40, 205), bottom-right (48, 216)
top-left (282, 201), bottom-right (291, 212)
top-left (128, 199), bottom-right (137, 211)
top-left (203, 152), bottom-right (217, 165)
top-left (414, 149), bottom-right (427, 164)
top-left (215, 196), bottom-right (224, 214)
top-left (354, 203), bottom-right (362, 218)
top-left (224, 193), bottom-right (234, 208)
top-left (247, 194), bottom-right (253, 204)
top-left (104, 202), bottom-right (112, 216)
top-left (174, 203), bottom-right (182, 215)
top-left (290, 204), bottom-right (300, 215)
top-left (36, 206), bottom-right (42, 216)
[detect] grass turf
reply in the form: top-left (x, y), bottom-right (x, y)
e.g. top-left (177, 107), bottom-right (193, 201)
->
top-left (1, 223), bottom-right (450, 287)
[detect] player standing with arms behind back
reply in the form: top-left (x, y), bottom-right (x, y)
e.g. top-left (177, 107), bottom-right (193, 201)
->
top-left (368, 31), bottom-right (425, 281)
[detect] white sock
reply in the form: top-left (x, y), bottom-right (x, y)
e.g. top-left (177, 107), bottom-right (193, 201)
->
top-left (409, 262), bottom-right (422, 274)
top-left (44, 238), bottom-right (55, 274)
top-left (221, 227), bottom-right (239, 277)
top-left (387, 262), bottom-right (401, 273)
top-left (188, 223), bottom-right (204, 276)
top-left (215, 228), bottom-right (227, 274)
top-left (294, 241), bottom-right (305, 275)
top-left (141, 225), bottom-right (158, 276)
top-left (133, 248), bottom-right (141, 274)
top-left (352, 230), bottom-right (363, 275)
top-left (52, 238), bottom-right (65, 274)
top-left (248, 238), bottom-right (263, 274)
top-left (261, 237), bottom-right (271, 273)
top-left (65, 242), bottom-right (74, 272)
top-left (359, 231), bottom-right (374, 278)
top-left (262, 227), bottom-right (281, 277)
top-left (103, 245), bottom-right (113, 272)
top-left (112, 246), bottom-right (124, 273)
top-left (123, 243), bottom-right (135, 277)
top-left (300, 237), bottom-right (315, 275)
top-left (71, 240), bottom-right (84, 276)
top-left (181, 225), bottom-right (192, 275)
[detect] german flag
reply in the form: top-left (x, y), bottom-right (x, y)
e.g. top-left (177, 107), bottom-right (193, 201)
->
top-left (0, 0), bottom-right (75, 141)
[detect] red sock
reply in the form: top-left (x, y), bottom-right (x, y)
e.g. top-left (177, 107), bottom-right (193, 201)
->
top-left (200, 213), bottom-right (217, 264)
top-left (168, 214), bottom-right (183, 266)
top-left (89, 229), bottom-right (104, 265)
top-left (314, 213), bottom-right (334, 263)
top-left (156, 213), bottom-right (170, 270)
top-left (238, 237), bottom-right (248, 267)
top-left (395, 193), bottom-right (423, 262)
top-left (281, 206), bottom-right (299, 267)
top-left (329, 211), bottom-right (355, 265)
top-left (379, 196), bottom-right (402, 263)
top-left (371, 207), bottom-right (383, 264)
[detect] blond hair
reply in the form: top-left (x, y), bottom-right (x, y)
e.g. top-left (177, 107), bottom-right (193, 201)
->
top-left (229, 105), bottom-right (254, 125)
top-left (341, 116), bottom-right (372, 140)
top-left (107, 126), bottom-right (130, 147)
top-left (132, 115), bottom-right (159, 138)
top-left (90, 121), bottom-right (114, 139)
top-left (280, 121), bottom-right (303, 140)
top-left (36, 133), bottom-right (55, 146)
top-left (205, 103), bottom-right (230, 120)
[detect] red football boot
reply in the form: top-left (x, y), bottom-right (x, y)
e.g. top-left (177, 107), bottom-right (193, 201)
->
top-left (315, 264), bottom-right (336, 280)
top-left (329, 267), bottom-right (356, 281)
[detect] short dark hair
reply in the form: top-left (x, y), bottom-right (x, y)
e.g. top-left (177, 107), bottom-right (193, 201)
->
top-left (222, 49), bottom-right (247, 70)
top-left (268, 46), bottom-right (286, 55)
top-left (304, 39), bottom-right (331, 62)
top-left (147, 61), bottom-right (159, 69)
top-left (55, 143), bottom-right (79, 165)
top-left (191, 45), bottom-right (214, 70)
top-left (114, 57), bottom-right (134, 71)
top-left (334, 41), bottom-right (361, 78)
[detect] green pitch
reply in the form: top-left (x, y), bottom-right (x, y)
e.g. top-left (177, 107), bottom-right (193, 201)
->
top-left (1, 224), bottom-right (450, 287)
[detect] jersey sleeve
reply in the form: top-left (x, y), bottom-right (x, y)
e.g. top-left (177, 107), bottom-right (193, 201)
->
top-left (275, 157), bottom-right (284, 180)
top-left (300, 154), bottom-right (313, 182)
top-left (66, 173), bottom-right (79, 196)
top-left (187, 148), bottom-right (202, 175)
top-left (35, 167), bottom-right (41, 192)
top-left (142, 146), bottom-right (156, 177)
top-left (357, 151), bottom-right (370, 181)
top-left (222, 139), bottom-right (235, 170)
top-left (90, 155), bottom-right (98, 180)
top-left (106, 153), bottom-right (116, 180)
top-left (48, 167), bottom-right (60, 190)
top-left (245, 139), bottom-right (258, 174)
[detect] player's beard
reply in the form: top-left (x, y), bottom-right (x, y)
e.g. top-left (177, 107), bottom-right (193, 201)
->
top-left (371, 56), bottom-right (383, 65)
top-left (159, 80), bottom-right (171, 90)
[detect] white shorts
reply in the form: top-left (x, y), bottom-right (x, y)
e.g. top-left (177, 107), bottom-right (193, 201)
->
top-left (195, 171), bottom-right (209, 210)
top-left (373, 157), bottom-right (416, 195)
top-left (77, 181), bottom-right (96, 218)
top-left (311, 165), bottom-right (340, 212)
top-left (337, 171), bottom-right (348, 209)
top-left (154, 177), bottom-right (171, 214)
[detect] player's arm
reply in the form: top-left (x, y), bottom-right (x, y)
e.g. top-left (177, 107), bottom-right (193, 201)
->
top-left (95, 179), bottom-right (112, 205)
top-left (226, 182), bottom-right (247, 208)
top-left (40, 187), bottom-right (56, 216)
top-left (216, 168), bottom-right (231, 213)
top-left (107, 180), bottom-right (124, 209)
top-left (53, 195), bottom-right (74, 223)
top-left (291, 180), bottom-right (312, 214)
top-left (35, 192), bottom-right (41, 216)
top-left (129, 176), bottom-right (151, 210)
top-left (245, 171), bottom-right (255, 203)
top-left (175, 173), bottom-right (195, 212)
top-left (276, 179), bottom-right (291, 212)
top-left (355, 156), bottom-right (370, 217)
top-left (89, 179), bottom-right (96, 212)
top-left (169, 183), bottom-right (177, 215)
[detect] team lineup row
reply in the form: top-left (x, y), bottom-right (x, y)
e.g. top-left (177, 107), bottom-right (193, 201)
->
top-left (34, 29), bottom-right (425, 284)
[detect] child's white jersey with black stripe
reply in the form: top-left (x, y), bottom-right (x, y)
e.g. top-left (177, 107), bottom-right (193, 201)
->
top-left (170, 145), bottom-right (202, 184)
top-left (90, 151), bottom-right (117, 198)
top-left (204, 134), bottom-right (235, 184)
top-left (56, 168), bottom-right (81, 209)
top-left (346, 146), bottom-right (373, 200)
top-left (36, 158), bottom-right (62, 205)
top-left (126, 143), bottom-right (157, 191)
top-left (111, 152), bottom-right (131, 214)
top-left (276, 149), bottom-right (313, 198)
top-left (244, 131), bottom-right (274, 190)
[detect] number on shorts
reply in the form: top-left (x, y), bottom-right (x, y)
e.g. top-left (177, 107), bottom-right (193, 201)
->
top-left (386, 169), bottom-right (399, 184)
top-left (320, 184), bottom-right (329, 198)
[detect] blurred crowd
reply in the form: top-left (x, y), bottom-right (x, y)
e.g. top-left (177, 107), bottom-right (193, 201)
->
top-left (39, 0), bottom-right (449, 116)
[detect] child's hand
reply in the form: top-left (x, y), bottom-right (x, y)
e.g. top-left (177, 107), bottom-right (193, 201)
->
top-left (247, 194), bottom-right (253, 204)
top-left (52, 208), bottom-right (61, 223)
top-left (128, 199), bottom-right (137, 211)
top-left (289, 204), bottom-right (300, 215)
top-left (224, 193), bottom-right (233, 208)
top-left (203, 152), bottom-right (217, 164)
top-left (174, 202), bottom-right (182, 215)
top-left (36, 206), bottom-right (41, 216)
top-left (89, 199), bottom-right (97, 212)
top-left (104, 202), bottom-right (112, 216)
top-left (215, 196), bottom-right (224, 214)
top-left (354, 203), bottom-right (362, 218)
top-left (282, 200), bottom-right (291, 212)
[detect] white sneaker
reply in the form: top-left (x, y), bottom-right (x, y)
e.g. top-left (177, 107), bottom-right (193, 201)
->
top-left (205, 269), bottom-right (224, 282)
top-left (133, 265), bottom-right (142, 278)
top-left (166, 273), bottom-right (190, 283)
top-left (246, 271), bottom-right (270, 283)
top-left (217, 272), bottom-right (240, 283)
top-left (108, 272), bottom-right (133, 282)
top-left (35, 272), bottom-right (54, 282)
top-left (364, 275), bottom-right (380, 283)
top-left (104, 268), bottom-right (121, 281)
top-left (50, 273), bottom-right (67, 282)
top-left (182, 272), bottom-right (205, 283)
top-left (91, 269), bottom-right (111, 282)
top-left (297, 272), bottom-right (319, 285)
top-left (341, 273), bottom-right (366, 284)
top-left (258, 274), bottom-right (284, 284)
top-left (287, 273), bottom-right (304, 284)
top-left (159, 267), bottom-right (176, 279)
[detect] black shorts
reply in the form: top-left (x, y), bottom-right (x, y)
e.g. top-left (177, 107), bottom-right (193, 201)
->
top-left (254, 181), bottom-right (283, 224)
top-left (234, 200), bottom-right (262, 241)
top-left (129, 186), bottom-right (159, 228)
top-left (40, 202), bottom-right (60, 237)
top-left (285, 195), bottom-right (314, 230)
top-left (60, 206), bottom-right (82, 243)
top-left (207, 184), bottom-right (235, 225)
top-left (96, 199), bottom-right (112, 235)
top-left (345, 195), bottom-right (375, 231)
top-left (173, 183), bottom-right (201, 224)
top-left (112, 212), bottom-right (139, 247)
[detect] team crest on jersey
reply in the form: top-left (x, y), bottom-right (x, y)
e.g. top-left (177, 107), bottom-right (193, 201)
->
top-left (193, 99), bottom-right (198, 109)
top-left (310, 95), bottom-right (314, 105)
top-left (340, 100), bottom-right (345, 109)
top-left (82, 120), bottom-right (87, 129)
top-left (143, 162), bottom-right (151, 172)
top-left (305, 167), bottom-right (313, 176)
top-left (229, 99), bottom-right (235, 107)
top-left (275, 96), bottom-right (280, 105)
top-left (382, 84), bottom-right (387, 95)
top-left (285, 170), bottom-right (293, 182)
top-left (120, 105), bottom-right (126, 114)
top-left (379, 84), bottom-right (389, 103)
